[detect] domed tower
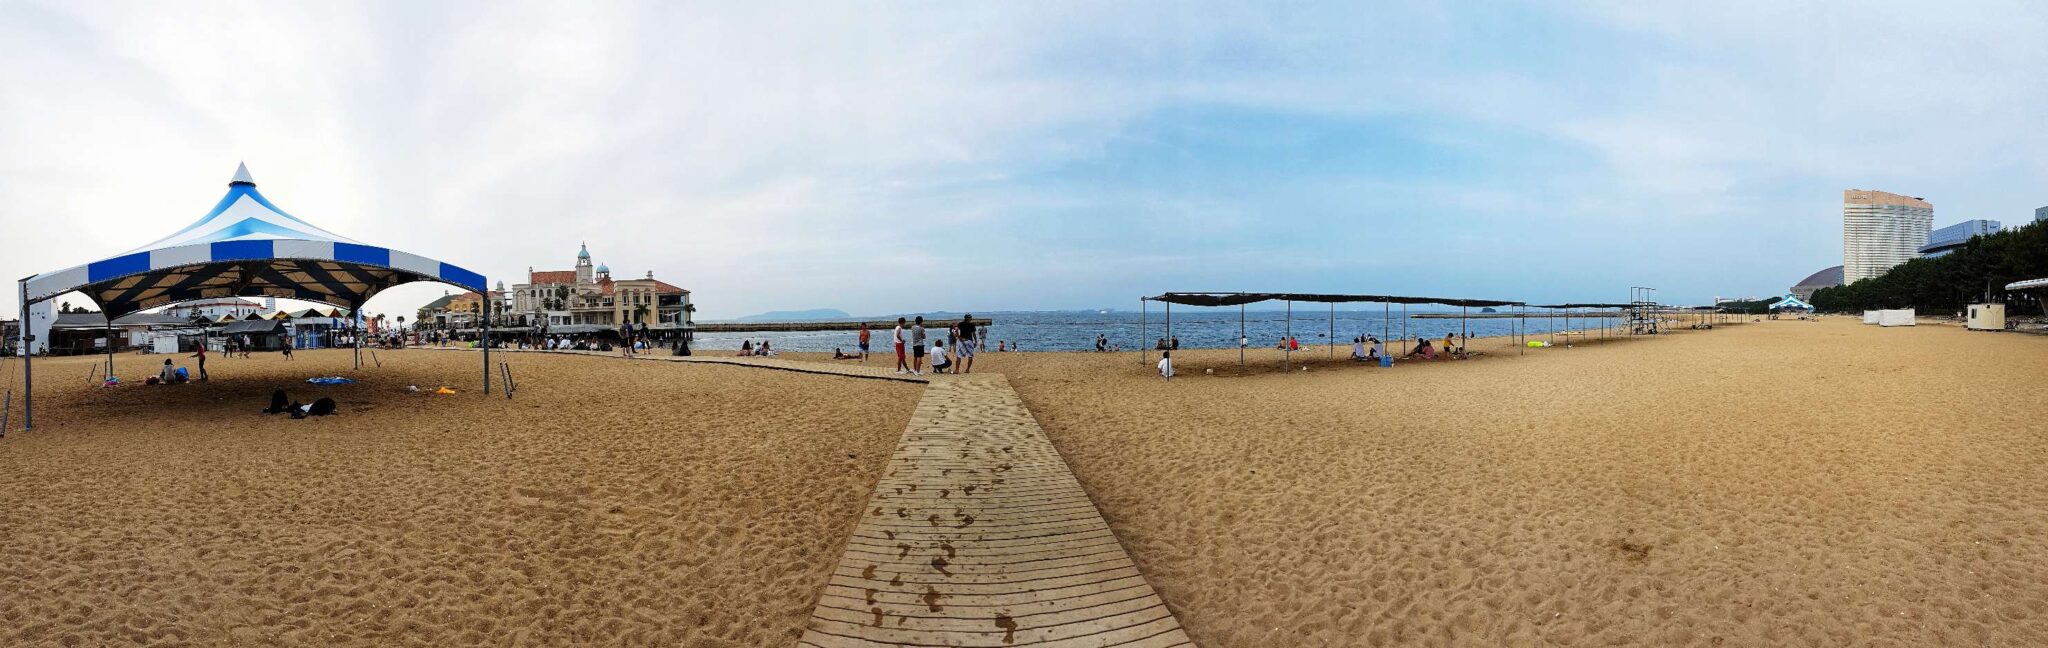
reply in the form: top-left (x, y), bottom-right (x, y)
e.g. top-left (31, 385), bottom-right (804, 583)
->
top-left (595, 262), bottom-right (611, 282)
top-left (575, 242), bottom-right (594, 284)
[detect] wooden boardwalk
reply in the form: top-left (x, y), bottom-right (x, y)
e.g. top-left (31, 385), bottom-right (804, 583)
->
top-left (798, 376), bottom-right (1192, 647)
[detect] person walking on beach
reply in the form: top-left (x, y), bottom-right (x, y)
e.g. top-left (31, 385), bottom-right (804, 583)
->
top-left (957, 314), bottom-right (978, 374)
top-left (190, 345), bottom-right (208, 381)
top-left (893, 318), bottom-right (908, 374)
top-left (858, 323), bottom-right (871, 361)
top-left (910, 316), bottom-right (928, 375)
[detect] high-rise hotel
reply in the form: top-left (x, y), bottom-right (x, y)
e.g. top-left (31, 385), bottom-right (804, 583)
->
top-left (1842, 189), bottom-right (1933, 284)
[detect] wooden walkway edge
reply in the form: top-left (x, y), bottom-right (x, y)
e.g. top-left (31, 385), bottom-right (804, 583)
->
top-left (798, 376), bottom-right (1192, 647)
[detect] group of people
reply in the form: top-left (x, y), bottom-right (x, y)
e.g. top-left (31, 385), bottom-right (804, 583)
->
top-left (738, 339), bottom-right (776, 356)
top-left (884, 314), bottom-right (985, 375)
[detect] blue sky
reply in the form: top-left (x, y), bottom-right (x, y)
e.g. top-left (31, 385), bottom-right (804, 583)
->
top-left (2, 1), bottom-right (2044, 319)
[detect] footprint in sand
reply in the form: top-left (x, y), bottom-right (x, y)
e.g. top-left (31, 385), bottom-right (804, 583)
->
top-left (940, 489), bottom-right (950, 499)
top-left (963, 485), bottom-right (977, 495)
top-left (883, 530), bottom-right (896, 540)
top-left (865, 589), bottom-right (878, 605)
top-left (890, 573), bottom-right (903, 587)
top-left (896, 543), bottom-right (912, 558)
top-left (940, 542), bottom-right (956, 559)
top-left (862, 565), bottom-right (877, 580)
top-left (927, 514), bottom-right (942, 527)
top-left (871, 607), bottom-right (884, 626)
top-left (923, 587), bottom-right (943, 612)
top-left (895, 508), bottom-right (908, 518)
top-left (956, 514), bottom-right (976, 528)
top-left (995, 614), bottom-right (1018, 644)
top-left (930, 556), bottom-right (951, 576)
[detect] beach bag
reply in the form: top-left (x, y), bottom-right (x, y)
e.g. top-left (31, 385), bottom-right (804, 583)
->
top-left (1379, 355), bottom-right (1392, 368)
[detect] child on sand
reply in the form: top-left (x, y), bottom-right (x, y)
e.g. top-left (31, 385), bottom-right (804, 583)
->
top-left (894, 317), bottom-right (909, 374)
top-left (858, 323), bottom-right (871, 361)
top-left (1157, 351), bottom-right (1173, 379)
top-left (929, 340), bottom-right (952, 374)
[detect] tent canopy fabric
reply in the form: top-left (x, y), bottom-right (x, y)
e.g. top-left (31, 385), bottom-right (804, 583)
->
top-left (22, 164), bottom-right (486, 317)
top-left (1145, 292), bottom-right (1522, 308)
top-left (1529, 303), bottom-right (1639, 309)
top-left (220, 319), bottom-right (286, 335)
top-left (2007, 278), bottom-right (2048, 291)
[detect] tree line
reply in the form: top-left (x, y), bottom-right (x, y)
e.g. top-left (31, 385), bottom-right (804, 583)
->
top-left (1812, 221), bottom-right (2048, 314)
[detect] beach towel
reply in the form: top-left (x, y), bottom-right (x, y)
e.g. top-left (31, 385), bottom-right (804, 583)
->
top-left (306, 376), bottom-right (355, 385)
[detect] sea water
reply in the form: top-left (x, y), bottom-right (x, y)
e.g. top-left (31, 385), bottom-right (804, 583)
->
top-left (692, 308), bottom-right (1612, 353)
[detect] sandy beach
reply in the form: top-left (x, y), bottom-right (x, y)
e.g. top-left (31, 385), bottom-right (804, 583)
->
top-left (0, 349), bottom-right (919, 646)
top-left (980, 318), bottom-right (2048, 646)
top-left (5, 318), bottom-right (2048, 646)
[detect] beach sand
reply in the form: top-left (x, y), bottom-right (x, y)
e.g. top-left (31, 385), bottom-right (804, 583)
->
top-left (0, 349), bottom-right (919, 646)
top-left (9, 317), bottom-right (2048, 647)
top-left (946, 318), bottom-right (2048, 646)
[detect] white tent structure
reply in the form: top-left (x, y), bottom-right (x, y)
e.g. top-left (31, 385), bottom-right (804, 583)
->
top-left (1862, 310), bottom-right (1881, 325)
top-left (1879, 309), bottom-right (1917, 327)
top-left (14, 164), bottom-right (493, 432)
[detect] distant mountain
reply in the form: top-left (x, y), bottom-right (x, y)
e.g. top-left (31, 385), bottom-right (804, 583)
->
top-left (736, 308), bottom-right (853, 322)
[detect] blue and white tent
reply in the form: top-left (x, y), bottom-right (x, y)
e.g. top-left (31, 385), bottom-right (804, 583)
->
top-left (22, 163), bottom-right (486, 317)
top-left (13, 164), bottom-right (495, 431)
top-left (1768, 294), bottom-right (1814, 311)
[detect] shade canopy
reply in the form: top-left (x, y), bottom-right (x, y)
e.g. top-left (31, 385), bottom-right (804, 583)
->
top-left (1144, 291), bottom-right (1522, 308)
top-left (22, 164), bottom-right (486, 318)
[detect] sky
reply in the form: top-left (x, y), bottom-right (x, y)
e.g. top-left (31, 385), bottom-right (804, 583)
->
top-left (3, 1), bottom-right (2045, 321)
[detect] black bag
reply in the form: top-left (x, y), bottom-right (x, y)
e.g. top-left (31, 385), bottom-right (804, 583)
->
top-left (265, 390), bottom-right (289, 414)
top-left (309, 397), bottom-right (337, 417)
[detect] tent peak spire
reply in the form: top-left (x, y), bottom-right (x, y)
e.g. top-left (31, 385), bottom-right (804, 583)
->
top-left (230, 162), bottom-right (255, 186)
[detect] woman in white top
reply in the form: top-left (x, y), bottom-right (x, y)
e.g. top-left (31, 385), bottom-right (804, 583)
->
top-left (1157, 351), bottom-right (1173, 379)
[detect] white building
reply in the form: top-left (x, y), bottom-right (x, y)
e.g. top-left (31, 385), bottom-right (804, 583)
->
top-left (1843, 189), bottom-right (1932, 284)
top-left (509, 243), bottom-right (693, 334)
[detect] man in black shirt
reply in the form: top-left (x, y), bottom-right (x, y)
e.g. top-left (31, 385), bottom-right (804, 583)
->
top-left (956, 314), bottom-right (978, 374)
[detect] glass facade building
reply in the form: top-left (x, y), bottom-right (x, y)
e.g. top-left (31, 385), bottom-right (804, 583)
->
top-left (1843, 190), bottom-right (1933, 284)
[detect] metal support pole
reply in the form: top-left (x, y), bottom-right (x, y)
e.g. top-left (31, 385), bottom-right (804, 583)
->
top-left (1284, 300), bottom-right (1292, 371)
top-left (1401, 304), bottom-right (1409, 356)
top-left (1140, 298), bottom-right (1147, 366)
top-left (1381, 302), bottom-right (1389, 355)
top-left (1165, 301), bottom-right (1172, 352)
top-left (19, 279), bottom-right (33, 431)
top-left (105, 321), bottom-right (114, 379)
top-left (1460, 306), bottom-right (1468, 356)
top-left (1517, 305), bottom-right (1524, 355)
top-left (483, 300), bottom-right (492, 394)
top-left (1239, 303), bottom-right (1246, 365)
top-left (1328, 302), bottom-right (1334, 360)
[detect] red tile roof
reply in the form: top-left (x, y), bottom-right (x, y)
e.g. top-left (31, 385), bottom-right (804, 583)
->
top-left (529, 270), bottom-right (576, 284)
top-left (652, 280), bottom-right (688, 294)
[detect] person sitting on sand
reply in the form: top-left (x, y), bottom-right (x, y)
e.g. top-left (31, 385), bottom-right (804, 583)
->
top-left (929, 340), bottom-right (952, 374)
top-left (832, 347), bottom-right (860, 360)
top-left (1412, 337), bottom-right (1436, 360)
top-left (158, 359), bottom-right (177, 385)
top-left (1157, 350), bottom-right (1173, 379)
top-left (757, 340), bottom-right (774, 356)
top-left (738, 340), bottom-right (753, 356)
top-left (1351, 337), bottom-right (1369, 361)
top-left (1370, 336), bottom-right (1384, 360)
